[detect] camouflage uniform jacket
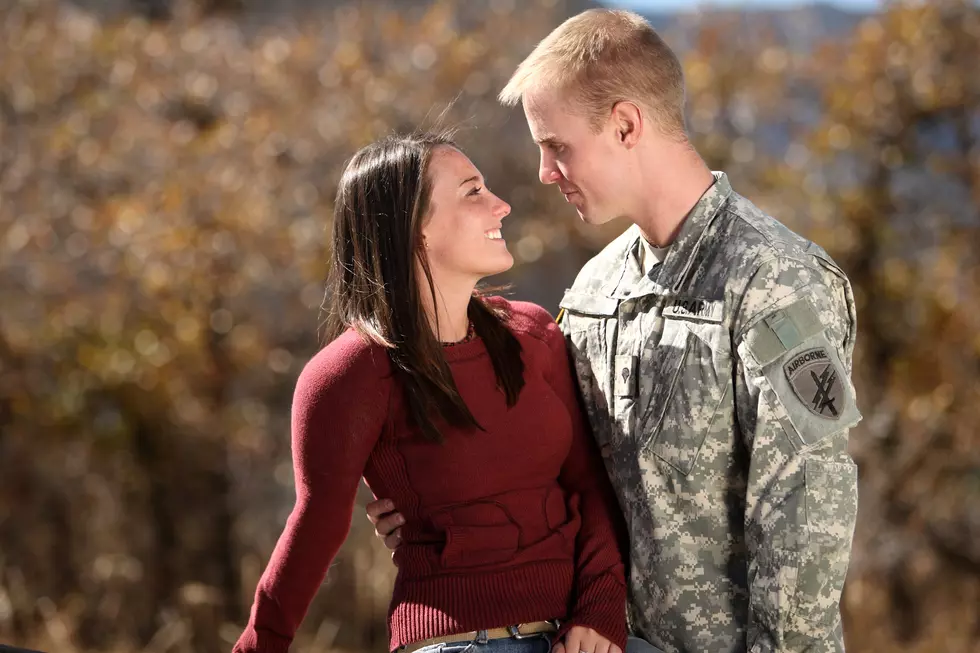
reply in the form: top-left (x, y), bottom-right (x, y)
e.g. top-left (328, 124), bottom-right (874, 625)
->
top-left (557, 172), bottom-right (860, 653)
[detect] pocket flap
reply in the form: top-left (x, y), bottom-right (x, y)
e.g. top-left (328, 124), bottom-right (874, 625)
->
top-left (804, 459), bottom-right (858, 541)
top-left (441, 523), bottom-right (520, 569)
top-left (744, 298), bottom-right (825, 367)
top-left (559, 290), bottom-right (619, 317)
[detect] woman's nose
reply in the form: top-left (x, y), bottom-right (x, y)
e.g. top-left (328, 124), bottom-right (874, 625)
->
top-left (493, 194), bottom-right (511, 219)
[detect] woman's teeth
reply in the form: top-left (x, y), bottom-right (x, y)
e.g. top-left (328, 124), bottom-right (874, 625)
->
top-left (485, 229), bottom-right (503, 240)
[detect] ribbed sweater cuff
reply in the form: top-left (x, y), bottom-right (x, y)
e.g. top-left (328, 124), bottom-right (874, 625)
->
top-left (557, 572), bottom-right (628, 651)
top-left (233, 627), bottom-right (292, 653)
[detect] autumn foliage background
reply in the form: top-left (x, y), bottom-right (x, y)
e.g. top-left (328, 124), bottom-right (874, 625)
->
top-left (1, 0), bottom-right (978, 651)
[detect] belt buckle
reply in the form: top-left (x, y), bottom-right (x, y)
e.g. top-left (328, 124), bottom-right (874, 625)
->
top-left (507, 624), bottom-right (536, 639)
top-left (506, 621), bottom-right (557, 640)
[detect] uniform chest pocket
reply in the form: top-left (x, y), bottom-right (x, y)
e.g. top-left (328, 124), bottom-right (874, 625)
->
top-left (558, 291), bottom-right (620, 444)
top-left (638, 319), bottom-right (731, 475)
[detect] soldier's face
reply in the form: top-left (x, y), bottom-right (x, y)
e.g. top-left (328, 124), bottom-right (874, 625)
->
top-left (420, 146), bottom-right (514, 286)
top-left (523, 88), bottom-right (630, 225)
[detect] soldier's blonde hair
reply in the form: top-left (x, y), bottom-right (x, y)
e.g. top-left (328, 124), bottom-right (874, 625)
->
top-left (498, 9), bottom-right (687, 141)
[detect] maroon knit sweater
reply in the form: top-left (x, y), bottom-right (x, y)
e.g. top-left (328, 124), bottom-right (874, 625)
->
top-left (233, 299), bottom-right (627, 653)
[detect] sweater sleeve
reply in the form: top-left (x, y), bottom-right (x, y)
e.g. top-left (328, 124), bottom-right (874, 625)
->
top-left (233, 335), bottom-right (391, 653)
top-left (540, 314), bottom-right (629, 652)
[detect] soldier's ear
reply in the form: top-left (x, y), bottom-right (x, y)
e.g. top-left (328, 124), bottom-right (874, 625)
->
top-left (611, 101), bottom-right (643, 149)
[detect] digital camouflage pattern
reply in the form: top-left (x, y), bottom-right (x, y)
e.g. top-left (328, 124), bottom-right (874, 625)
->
top-left (558, 172), bottom-right (861, 653)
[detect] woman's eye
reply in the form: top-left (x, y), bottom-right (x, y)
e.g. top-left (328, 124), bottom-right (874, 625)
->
top-left (468, 186), bottom-right (483, 196)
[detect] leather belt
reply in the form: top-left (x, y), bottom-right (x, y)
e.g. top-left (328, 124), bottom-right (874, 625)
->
top-left (399, 620), bottom-right (558, 653)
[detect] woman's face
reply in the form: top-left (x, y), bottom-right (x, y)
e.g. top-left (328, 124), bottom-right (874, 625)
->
top-left (420, 146), bottom-right (513, 287)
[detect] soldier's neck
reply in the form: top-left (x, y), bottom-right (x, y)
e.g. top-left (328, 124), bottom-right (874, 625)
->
top-left (632, 148), bottom-right (715, 249)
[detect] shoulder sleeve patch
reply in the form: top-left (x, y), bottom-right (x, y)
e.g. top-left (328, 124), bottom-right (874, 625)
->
top-left (754, 332), bottom-right (862, 448)
top-left (739, 295), bottom-right (861, 447)
top-left (784, 347), bottom-right (846, 420)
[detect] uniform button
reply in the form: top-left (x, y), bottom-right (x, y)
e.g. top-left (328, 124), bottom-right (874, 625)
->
top-left (621, 367), bottom-right (631, 380)
top-left (600, 444), bottom-right (613, 457)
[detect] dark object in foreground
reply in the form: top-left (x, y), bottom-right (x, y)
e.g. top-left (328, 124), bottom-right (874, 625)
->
top-left (0, 645), bottom-right (47, 653)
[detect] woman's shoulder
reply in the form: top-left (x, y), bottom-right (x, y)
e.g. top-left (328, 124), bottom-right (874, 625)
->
top-left (483, 296), bottom-right (561, 346)
top-left (298, 329), bottom-right (392, 397)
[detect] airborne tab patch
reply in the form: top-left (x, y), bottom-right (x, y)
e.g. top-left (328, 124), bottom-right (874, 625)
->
top-left (784, 348), bottom-right (845, 420)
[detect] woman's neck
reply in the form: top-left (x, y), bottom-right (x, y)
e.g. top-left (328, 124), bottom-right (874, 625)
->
top-left (421, 275), bottom-right (475, 343)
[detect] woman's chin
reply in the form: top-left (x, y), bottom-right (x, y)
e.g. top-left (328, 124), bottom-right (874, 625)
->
top-left (472, 253), bottom-right (515, 280)
top-left (492, 251), bottom-right (515, 275)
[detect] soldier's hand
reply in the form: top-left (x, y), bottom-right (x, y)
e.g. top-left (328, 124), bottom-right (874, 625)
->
top-left (366, 498), bottom-right (404, 551)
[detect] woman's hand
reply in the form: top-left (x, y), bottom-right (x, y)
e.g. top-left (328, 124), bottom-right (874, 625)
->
top-left (554, 626), bottom-right (622, 653)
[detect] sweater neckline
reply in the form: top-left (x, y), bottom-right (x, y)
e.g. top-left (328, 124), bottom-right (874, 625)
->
top-left (441, 334), bottom-right (487, 363)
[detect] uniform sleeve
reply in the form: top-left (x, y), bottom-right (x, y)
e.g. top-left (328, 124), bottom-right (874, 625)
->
top-left (543, 316), bottom-right (629, 652)
top-left (233, 340), bottom-right (390, 653)
top-left (733, 256), bottom-right (860, 653)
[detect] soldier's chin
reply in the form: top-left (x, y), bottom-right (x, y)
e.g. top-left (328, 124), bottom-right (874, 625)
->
top-left (578, 209), bottom-right (615, 226)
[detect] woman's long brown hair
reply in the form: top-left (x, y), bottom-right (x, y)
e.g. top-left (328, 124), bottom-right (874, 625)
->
top-left (322, 132), bottom-right (524, 441)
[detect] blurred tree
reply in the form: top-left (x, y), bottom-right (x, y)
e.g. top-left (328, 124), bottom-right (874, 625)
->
top-left (768, 1), bottom-right (980, 650)
top-left (2, 0), bottom-right (979, 652)
top-left (0, 0), bottom-right (573, 651)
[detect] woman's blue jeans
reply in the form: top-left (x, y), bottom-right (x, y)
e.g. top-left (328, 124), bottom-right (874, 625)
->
top-left (410, 630), bottom-right (552, 653)
top-left (408, 633), bottom-right (664, 653)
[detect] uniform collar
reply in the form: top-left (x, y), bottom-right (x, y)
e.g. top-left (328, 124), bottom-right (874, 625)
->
top-left (606, 232), bottom-right (652, 299)
top-left (656, 171), bottom-right (732, 293)
top-left (598, 171), bottom-right (733, 299)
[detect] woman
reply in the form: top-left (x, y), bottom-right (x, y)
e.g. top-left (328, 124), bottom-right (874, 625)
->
top-left (233, 132), bottom-right (627, 653)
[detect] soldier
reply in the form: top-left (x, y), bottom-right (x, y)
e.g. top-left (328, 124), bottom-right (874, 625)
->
top-left (370, 9), bottom-right (861, 653)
